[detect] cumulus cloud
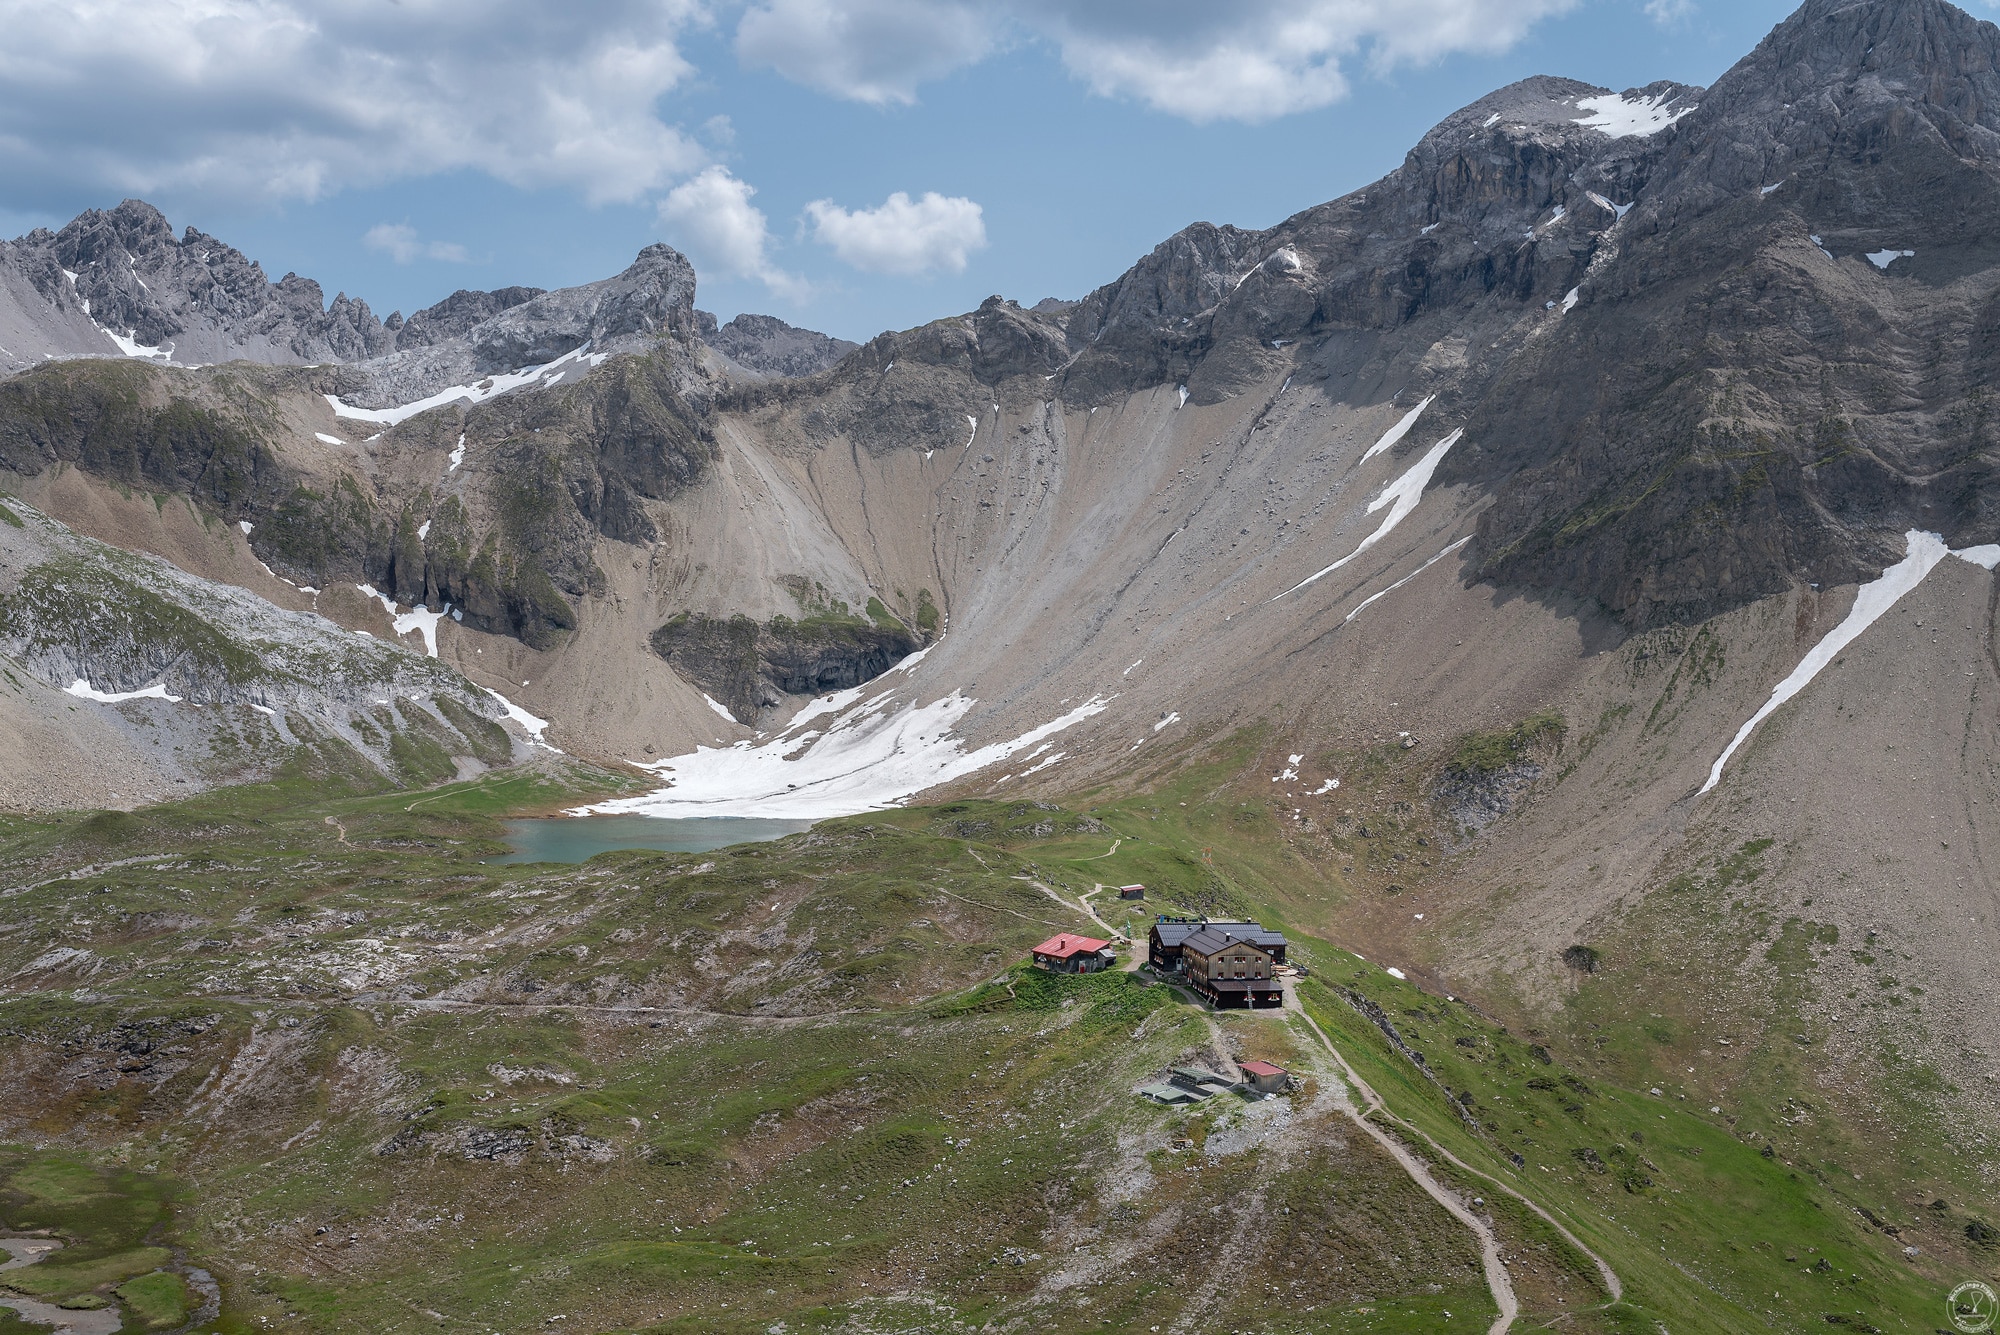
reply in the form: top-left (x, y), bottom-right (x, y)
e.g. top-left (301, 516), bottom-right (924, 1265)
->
top-left (0, 0), bottom-right (709, 208)
top-left (362, 224), bottom-right (469, 265)
top-left (736, 0), bottom-right (1578, 122)
top-left (657, 167), bottom-right (807, 298)
top-left (805, 192), bottom-right (987, 276)
top-left (736, 0), bottom-right (997, 105)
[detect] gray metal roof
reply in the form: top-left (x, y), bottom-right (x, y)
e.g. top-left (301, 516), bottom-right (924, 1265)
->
top-left (1182, 926), bottom-right (1275, 957)
top-left (1152, 919), bottom-right (1285, 950)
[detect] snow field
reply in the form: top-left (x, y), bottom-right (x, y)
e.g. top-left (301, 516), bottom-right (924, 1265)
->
top-left (1360, 396), bottom-right (1434, 463)
top-left (583, 658), bottom-right (1110, 820)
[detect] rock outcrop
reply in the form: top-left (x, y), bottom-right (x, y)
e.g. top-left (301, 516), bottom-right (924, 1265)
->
top-left (699, 311), bottom-right (858, 379)
top-left (651, 609), bottom-right (923, 722)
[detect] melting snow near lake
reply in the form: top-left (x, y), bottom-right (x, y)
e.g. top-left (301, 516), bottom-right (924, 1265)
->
top-left (583, 646), bottom-right (1110, 820)
top-left (487, 690), bottom-right (558, 750)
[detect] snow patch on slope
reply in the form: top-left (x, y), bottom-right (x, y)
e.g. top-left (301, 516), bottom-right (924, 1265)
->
top-left (102, 326), bottom-right (171, 361)
top-left (393, 605), bottom-right (448, 658)
top-left (1274, 430), bottom-right (1465, 601)
top-left (1343, 537), bottom-right (1472, 624)
top-left (327, 345), bottom-right (605, 426)
top-left (64, 679), bottom-right (182, 705)
top-left (1360, 396), bottom-right (1434, 463)
top-left (1585, 191), bottom-right (1634, 220)
top-left (487, 689), bottom-right (557, 750)
top-left (1700, 530), bottom-right (1997, 794)
top-left (1574, 91), bottom-right (1693, 138)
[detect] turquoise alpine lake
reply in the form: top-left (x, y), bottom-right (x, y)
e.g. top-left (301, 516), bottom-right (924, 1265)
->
top-left (496, 815), bottom-right (813, 864)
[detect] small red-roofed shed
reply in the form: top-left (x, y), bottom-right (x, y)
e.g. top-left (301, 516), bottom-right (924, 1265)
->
top-left (1031, 932), bottom-right (1116, 974)
top-left (1239, 1060), bottom-right (1289, 1094)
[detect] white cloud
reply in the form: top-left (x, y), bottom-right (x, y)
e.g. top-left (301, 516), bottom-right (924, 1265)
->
top-left (657, 167), bottom-right (807, 298)
top-left (0, 0), bottom-right (709, 207)
top-left (1642, 0), bottom-right (1696, 24)
top-left (805, 191), bottom-right (987, 275)
top-left (362, 223), bottom-right (469, 265)
top-left (736, 0), bottom-right (997, 105)
top-left (736, 0), bottom-right (1579, 122)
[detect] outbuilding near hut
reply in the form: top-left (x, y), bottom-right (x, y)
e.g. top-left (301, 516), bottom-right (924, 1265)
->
top-left (1239, 1060), bottom-right (1289, 1094)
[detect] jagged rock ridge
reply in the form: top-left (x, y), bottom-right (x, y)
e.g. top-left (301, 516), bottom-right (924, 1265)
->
top-left (0, 202), bottom-right (853, 403)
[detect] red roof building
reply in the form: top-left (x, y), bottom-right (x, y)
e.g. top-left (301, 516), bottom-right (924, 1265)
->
top-left (1031, 933), bottom-right (1116, 974)
top-left (1239, 1060), bottom-right (1289, 1094)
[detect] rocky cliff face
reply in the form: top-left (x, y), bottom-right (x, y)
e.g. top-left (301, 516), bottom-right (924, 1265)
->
top-left (1463, 0), bottom-right (2000, 625)
top-left (0, 203), bottom-right (854, 405)
top-left (651, 609), bottom-right (923, 722)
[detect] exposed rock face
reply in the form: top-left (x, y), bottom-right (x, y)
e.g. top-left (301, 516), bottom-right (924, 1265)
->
top-left (391, 286), bottom-right (546, 350)
top-left (699, 311), bottom-right (858, 379)
top-left (1462, 0), bottom-right (2000, 625)
top-left (272, 351), bottom-right (716, 650)
top-left (0, 359), bottom-right (288, 522)
top-left (650, 611), bottom-right (922, 722)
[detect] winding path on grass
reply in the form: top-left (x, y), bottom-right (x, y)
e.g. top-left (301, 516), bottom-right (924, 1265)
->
top-left (1291, 995), bottom-right (1626, 1326)
top-left (1288, 1001), bottom-right (1518, 1333)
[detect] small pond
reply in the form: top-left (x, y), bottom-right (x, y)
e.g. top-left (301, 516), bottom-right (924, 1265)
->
top-left (495, 815), bottom-right (813, 864)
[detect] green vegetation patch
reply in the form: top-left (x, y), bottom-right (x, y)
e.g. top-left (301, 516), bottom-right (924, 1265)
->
top-left (1444, 710), bottom-right (1566, 778)
top-left (113, 1271), bottom-right (189, 1328)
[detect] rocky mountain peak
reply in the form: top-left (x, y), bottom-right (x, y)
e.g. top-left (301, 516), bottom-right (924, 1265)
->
top-left (49, 198), bottom-right (179, 271)
top-left (1645, 0), bottom-right (2000, 231)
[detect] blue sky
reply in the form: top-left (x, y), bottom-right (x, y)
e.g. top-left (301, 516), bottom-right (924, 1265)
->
top-left (0, 1), bottom-right (1870, 343)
